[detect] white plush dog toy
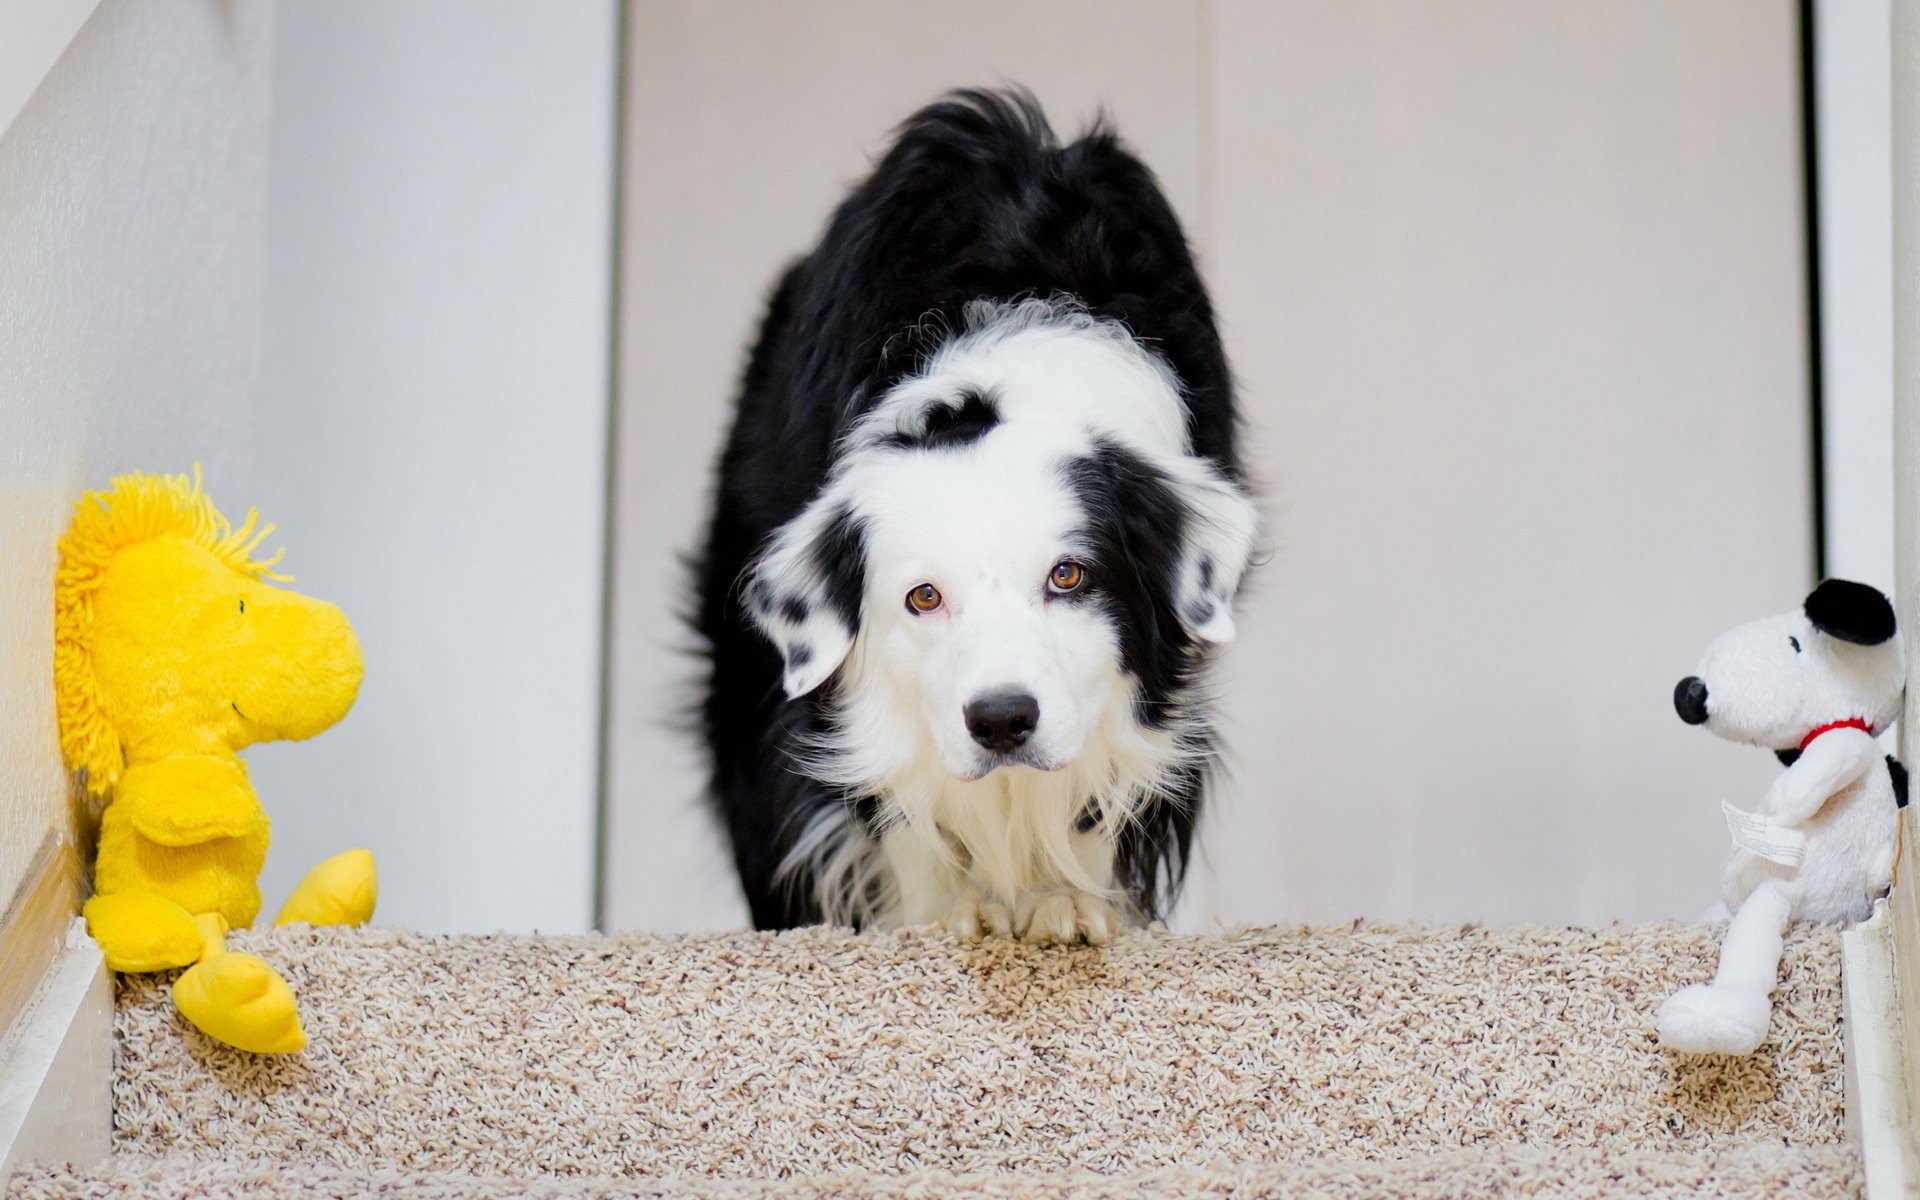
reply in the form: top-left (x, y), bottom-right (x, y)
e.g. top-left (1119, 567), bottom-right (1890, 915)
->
top-left (1659, 579), bottom-right (1907, 1056)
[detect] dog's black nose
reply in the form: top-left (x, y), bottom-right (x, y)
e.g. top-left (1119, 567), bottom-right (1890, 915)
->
top-left (1674, 676), bottom-right (1710, 725)
top-left (965, 690), bottom-right (1039, 752)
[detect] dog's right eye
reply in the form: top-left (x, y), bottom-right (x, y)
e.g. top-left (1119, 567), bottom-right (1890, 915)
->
top-left (906, 583), bottom-right (943, 614)
top-left (1048, 560), bottom-right (1087, 594)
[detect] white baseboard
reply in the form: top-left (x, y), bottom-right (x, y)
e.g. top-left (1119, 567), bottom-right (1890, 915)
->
top-left (0, 919), bottom-right (111, 1177)
top-left (1842, 901), bottom-right (1920, 1199)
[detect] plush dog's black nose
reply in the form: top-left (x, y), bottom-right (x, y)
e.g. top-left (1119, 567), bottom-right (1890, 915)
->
top-left (965, 690), bottom-right (1039, 752)
top-left (1674, 676), bottom-right (1710, 725)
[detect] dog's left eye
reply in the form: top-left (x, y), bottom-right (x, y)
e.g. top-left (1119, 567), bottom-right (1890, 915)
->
top-left (906, 583), bottom-right (943, 614)
top-left (1789, 636), bottom-right (1801, 653)
top-left (1048, 560), bottom-right (1087, 594)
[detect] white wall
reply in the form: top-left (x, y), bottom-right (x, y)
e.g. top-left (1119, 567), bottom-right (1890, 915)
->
top-left (1895, 3), bottom-right (1920, 745)
top-left (1816, 0), bottom-right (1896, 591)
top-left (249, 1), bottom-right (618, 934)
top-left (1199, 1), bottom-right (1808, 928)
top-left (606, 0), bottom-right (1813, 931)
top-left (0, 0), bottom-right (273, 908)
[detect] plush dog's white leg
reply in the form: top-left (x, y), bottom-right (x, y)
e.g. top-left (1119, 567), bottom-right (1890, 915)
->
top-left (1657, 877), bottom-right (1795, 1055)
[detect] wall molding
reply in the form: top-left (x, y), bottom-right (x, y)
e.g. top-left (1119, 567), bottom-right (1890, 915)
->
top-left (0, 832), bottom-right (107, 1177)
top-left (0, 832), bottom-right (81, 1051)
top-left (1842, 883), bottom-right (1919, 1198)
top-left (0, 923), bottom-right (111, 1176)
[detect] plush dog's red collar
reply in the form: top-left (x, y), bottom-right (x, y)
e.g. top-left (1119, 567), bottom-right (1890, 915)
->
top-left (1799, 717), bottom-right (1872, 751)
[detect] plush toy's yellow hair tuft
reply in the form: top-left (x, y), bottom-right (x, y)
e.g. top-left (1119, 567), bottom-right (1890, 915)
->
top-left (53, 468), bottom-right (291, 794)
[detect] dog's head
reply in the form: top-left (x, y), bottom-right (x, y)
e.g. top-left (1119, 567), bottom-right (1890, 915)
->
top-left (744, 301), bottom-right (1257, 784)
top-left (1673, 579), bottom-right (1904, 749)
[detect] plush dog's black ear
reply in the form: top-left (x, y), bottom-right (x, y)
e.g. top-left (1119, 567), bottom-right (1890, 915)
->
top-left (1804, 578), bottom-right (1897, 646)
top-left (745, 496), bottom-right (867, 697)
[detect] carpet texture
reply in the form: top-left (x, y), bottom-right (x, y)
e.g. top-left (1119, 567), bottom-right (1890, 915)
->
top-left (103, 922), bottom-right (1844, 1181)
top-left (5, 1144), bottom-right (1865, 1200)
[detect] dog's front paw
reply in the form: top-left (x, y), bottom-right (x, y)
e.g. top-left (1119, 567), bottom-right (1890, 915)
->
top-left (943, 893), bottom-right (1014, 941)
top-left (1657, 983), bottom-right (1771, 1055)
top-left (1015, 890), bottom-right (1120, 945)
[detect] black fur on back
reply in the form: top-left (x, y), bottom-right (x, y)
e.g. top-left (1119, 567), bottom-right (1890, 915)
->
top-left (692, 88), bottom-right (1236, 928)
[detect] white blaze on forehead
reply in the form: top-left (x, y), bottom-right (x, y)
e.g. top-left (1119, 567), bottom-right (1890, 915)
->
top-left (847, 425), bottom-right (1089, 592)
top-left (854, 298), bottom-right (1191, 460)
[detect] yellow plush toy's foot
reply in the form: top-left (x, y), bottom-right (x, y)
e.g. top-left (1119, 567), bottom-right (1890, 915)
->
top-left (84, 891), bottom-right (204, 972)
top-left (172, 915), bottom-right (306, 1054)
top-left (274, 848), bottom-right (377, 927)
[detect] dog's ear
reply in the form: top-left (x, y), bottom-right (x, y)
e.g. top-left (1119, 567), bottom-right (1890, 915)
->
top-left (1068, 441), bottom-right (1258, 646)
top-left (1168, 462), bottom-right (1258, 644)
top-left (745, 497), bottom-right (866, 697)
top-left (1805, 578), bottom-right (1897, 646)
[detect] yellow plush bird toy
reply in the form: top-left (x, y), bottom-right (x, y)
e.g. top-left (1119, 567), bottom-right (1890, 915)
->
top-left (54, 468), bottom-right (376, 1054)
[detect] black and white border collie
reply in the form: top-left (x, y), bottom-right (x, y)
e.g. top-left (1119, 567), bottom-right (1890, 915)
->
top-left (694, 89), bottom-right (1254, 943)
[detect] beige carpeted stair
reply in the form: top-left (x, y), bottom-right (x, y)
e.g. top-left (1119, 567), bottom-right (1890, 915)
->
top-left (6, 922), bottom-right (1860, 1197)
